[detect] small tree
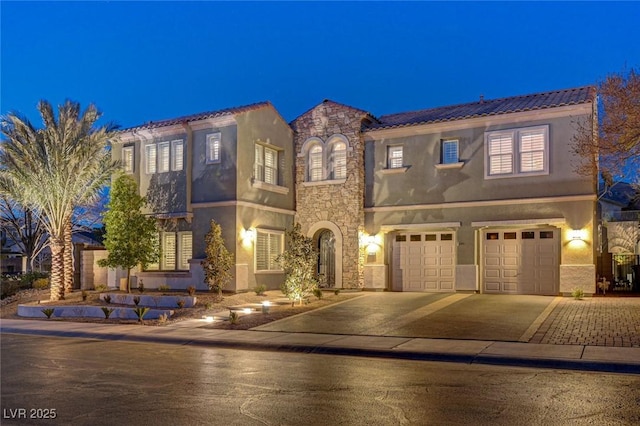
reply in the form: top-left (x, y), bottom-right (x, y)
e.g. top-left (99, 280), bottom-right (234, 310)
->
top-left (201, 219), bottom-right (234, 297)
top-left (277, 223), bottom-right (318, 306)
top-left (98, 174), bottom-right (158, 293)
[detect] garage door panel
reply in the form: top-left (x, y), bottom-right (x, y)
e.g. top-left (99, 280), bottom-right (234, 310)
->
top-left (395, 232), bottom-right (456, 292)
top-left (482, 228), bottom-right (559, 295)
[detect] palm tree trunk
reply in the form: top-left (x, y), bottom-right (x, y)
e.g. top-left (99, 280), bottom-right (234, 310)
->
top-left (49, 241), bottom-right (64, 301)
top-left (63, 221), bottom-right (74, 295)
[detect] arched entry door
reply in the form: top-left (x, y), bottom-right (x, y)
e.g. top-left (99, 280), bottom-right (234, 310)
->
top-left (317, 229), bottom-right (336, 288)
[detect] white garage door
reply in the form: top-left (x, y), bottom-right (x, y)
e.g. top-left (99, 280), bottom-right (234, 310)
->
top-left (483, 229), bottom-right (559, 295)
top-left (392, 232), bottom-right (456, 292)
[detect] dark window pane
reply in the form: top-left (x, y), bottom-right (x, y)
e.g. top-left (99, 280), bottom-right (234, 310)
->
top-left (540, 231), bottom-right (554, 239)
top-left (441, 234), bottom-right (453, 241)
top-left (504, 232), bottom-right (517, 240)
top-left (410, 235), bottom-right (422, 242)
top-left (395, 235), bottom-right (406, 242)
top-left (487, 232), bottom-right (499, 240)
top-left (425, 234), bottom-right (437, 241)
top-left (522, 231), bottom-right (535, 239)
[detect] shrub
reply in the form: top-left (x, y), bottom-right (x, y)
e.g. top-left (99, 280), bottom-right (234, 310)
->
top-left (32, 278), bottom-right (50, 290)
top-left (176, 299), bottom-right (185, 309)
top-left (158, 284), bottom-right (171, 292)
top-left (94, 284), bottom-right (108, 292)
top-left (133, 296), bottom-right (141, 306)
top-left (81, 290), bottom-right (89, 301)
top-left (137, 279), bottom-right (145, 293)
top-left (101, 307), bottom-right (115, 319)
top-left (313, 288), bottom-right (323, 300)
top-left (334, 289), bottom-right (341, 295)
top-left (228, 311), bottom-right (239, 324)
top-left (158, 313), bottom-right (168, 324)
top-left (204, 302), bottom-right (213, 310)
top-left (572, 287), bottom-right (584, 300)
top-left (202, 220), bottom-right (233, 295)
top-left (41, 308), bottom-right (55, 319)
top-left (21, 272), bottom-right (48, 287)
top-left (277, 223), bottom-right (318, 305)
top-left (254, 284), bottom-right (267, 296)
top-left (103, 295), bottom-right (112, 304)
top-left (133, 307), bottom-right (150, 322)
top-left (187, 285), bottom-right (196, 296)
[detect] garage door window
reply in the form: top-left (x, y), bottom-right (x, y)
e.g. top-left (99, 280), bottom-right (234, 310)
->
top-left (441, 234), bottom-right (453, 241)
top-left (504, 232), bottom-right (517, 240)
top-left (487, 232), bottom-right (499, 240)
top-left (425, 234), bottom-right (437, 241)
top-left (395, 235), bottom-right (406, 242)
top-left (540, 231), bottom-right (554, 239)
top-left (522, 232), bottom-right (535, 239)
top-left (410, 235), bottom-right (422, 242)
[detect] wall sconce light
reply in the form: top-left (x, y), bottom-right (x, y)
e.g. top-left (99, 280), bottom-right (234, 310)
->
top-left (362, 234), bottom-right (381, 255)
top-left (241, 228), bottom-right (257, 246)
top-left (569, 229), bottom-right (586, 241)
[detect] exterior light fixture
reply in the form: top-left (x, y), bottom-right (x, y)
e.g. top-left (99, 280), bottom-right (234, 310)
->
top-left (202, 316), bottom-right (214, 322)
top-left (243, 308), bottom-right (252, 314)
top-left (261, 301), bottom-right (271, 314)
top-left (569, 229), bottom-right (586, 241)
top-left (241, 228), bottom-right (257, 246)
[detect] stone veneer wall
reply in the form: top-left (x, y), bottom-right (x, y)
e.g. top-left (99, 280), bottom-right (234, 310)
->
top-left (291, 101), bottom-right (367, 288)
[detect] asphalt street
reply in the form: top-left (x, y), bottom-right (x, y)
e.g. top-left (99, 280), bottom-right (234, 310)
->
top-left (2, 334), bottom-right (639, 426)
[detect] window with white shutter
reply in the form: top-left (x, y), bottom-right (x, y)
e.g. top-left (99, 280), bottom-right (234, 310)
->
top-left (206, 133), bottom-right (221, 164)
top-left (161, 232), bottom-right (176, 270)
top-left (254, 144), bottom-right (264, 182)
top-left (254, 144), bottom-right (279, 185)
top-left (145, 144), bottom-right (157, 174)
top-left (171, 140), bottom-right (184, 171)
top-left (145, 233), bottom-right (160, 270)
top-left (309, 145), bottom-right (323, 181)
top-left (485, 125), bottom-right (549, 178)
top-left (388, 146), bottom-right (403, 169)
top-left (331, 142), bottom-right (347, 179)
top-left (255, 230), bottom-right (283, 271)
top-left (122, 146), bottom-right (134, 173)
top-left (178, 232), bottom-right (192, 270)
top-left (158, 142), bottom-right (170, 173)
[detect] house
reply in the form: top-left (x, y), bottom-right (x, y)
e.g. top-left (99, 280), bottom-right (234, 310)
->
top-left (111, 102), bottom-right (295, 292)
top-left (109, 86), bottom-right (599, 295)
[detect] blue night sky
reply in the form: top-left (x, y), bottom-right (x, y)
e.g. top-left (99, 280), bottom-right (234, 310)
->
top-left (2, 1), bottom-right (639, 128)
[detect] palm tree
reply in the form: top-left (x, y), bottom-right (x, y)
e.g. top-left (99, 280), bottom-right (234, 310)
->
top-left (0, 100), bottom-right (118, 300)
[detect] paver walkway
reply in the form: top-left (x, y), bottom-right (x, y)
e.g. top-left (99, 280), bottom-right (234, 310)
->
top-left (530, 298), bottom-right (640, 347)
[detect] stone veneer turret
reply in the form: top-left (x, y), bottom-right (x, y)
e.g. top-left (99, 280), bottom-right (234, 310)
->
top-left (290, 100), bottom-right (373, 288)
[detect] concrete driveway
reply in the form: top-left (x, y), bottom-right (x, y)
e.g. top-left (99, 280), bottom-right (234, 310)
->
top-left (253, 292), bottom-right (557, 342)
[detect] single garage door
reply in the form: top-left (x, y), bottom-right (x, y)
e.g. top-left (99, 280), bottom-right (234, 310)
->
top-left (392, 232), bottom-right (455, 292)
top-left (483, 228), bottom-right (559, 295)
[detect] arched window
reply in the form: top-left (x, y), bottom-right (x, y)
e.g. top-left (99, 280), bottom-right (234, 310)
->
top-left (330, 142), bottom-right (346, 180)
top-left (308, 145), bottom-right (323, 181)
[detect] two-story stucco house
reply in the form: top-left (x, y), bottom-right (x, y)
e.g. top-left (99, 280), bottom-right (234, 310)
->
top-left (109, 86), bottom-right (598, 296)
top-left (111, 102), bottom-right (295, 292)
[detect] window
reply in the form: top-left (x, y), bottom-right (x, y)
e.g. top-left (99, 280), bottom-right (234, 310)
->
top-left (178, 232), bottom-right (192, 270)
top-left (171, 140), bottom-right (184, 171)
top-left (486, 125), bottom-right (549, 178)
top-left (330, 142), bottom-right (347, 179)
top-left (145, 144), bottom-right (157, 174)
top-left (256, 230), bottom-right (283, 271)
top-left (146, 233), bottom-right (160, 271)
top-left (206, 133), bottom-right (221, 164)
top-left (440, 234), bottom-right (453, 241)
top-left (308, 145), bottom-right (323, 181)
top-left (254, 144), bottom-right (278, 185)
top-left (122, 146), bottom-right (134, 173)
top-left (158, 142), bottom-right (170, 173)
top-left (442, 140), bottom-right (459, 164)
top-left (161, 232), bottom-right (176, 270)
top-left (388, 146), bottom-right (403, 169)
top-left (145, 231), bottom-right (192, 271)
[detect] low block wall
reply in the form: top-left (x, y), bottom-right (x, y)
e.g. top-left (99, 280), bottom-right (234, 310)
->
top-left (98, 293), bottom-right (197, 308)
top-left (17, 305), bottom-right (174, 320)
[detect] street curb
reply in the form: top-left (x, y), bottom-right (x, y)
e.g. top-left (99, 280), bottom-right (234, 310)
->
top-left (3, 327), bottom-right (639, 375)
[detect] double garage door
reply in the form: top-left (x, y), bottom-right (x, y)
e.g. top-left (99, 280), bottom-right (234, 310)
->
top-left (392, 232), bottom-right (455, 292)
top-left (482, 228), bottom-right (559, 295)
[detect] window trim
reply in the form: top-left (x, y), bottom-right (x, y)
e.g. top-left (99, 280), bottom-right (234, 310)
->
top-left (484, 125), bottom-right (549, 179)
top-left (254, 143), bottom-right (280, 186)
top-left (206, 132), bottom-right (221, 164)
top-left (441, 139), bottom-right (459, 165)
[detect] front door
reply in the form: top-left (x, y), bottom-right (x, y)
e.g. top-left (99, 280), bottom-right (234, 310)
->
top-left (318, 229), bottom-right (335, 287)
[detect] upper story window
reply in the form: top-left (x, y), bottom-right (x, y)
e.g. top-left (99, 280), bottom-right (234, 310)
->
top-left (485, 125), bottom-right (549, 178)
top-left (255, 229), bottom-right (283, 272)
top-left (206, 132), bottom-right (221, 164)
top-left (388, 146), bottom-right (403, 169)
top-left (145, 144), bottom-right (157, 174)
top-left (171, 140), bottom-right (184, 171)
top-left (442, 140), bottom-right (459, 164)
top-left (308, 145), bottom-right (323, 181)
top-left (145, 139), bottom-right (184, 175)
top-left (254, 143), bottom-right (278, 185)
top-left (122, 146), bottom-right (134, 173)
top-left (330, 142), bottom-right (347, 180)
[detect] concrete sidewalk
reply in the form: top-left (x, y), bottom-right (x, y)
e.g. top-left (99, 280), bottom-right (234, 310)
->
top-left (2, 318), bottom-right (639, 374)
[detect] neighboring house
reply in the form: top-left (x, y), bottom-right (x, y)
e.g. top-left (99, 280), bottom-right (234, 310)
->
top-left (111, 102), bottom-right (295, 292)
top-left (598, 182), bottom-right (640, 291)
top-left (110, 87), bottom-right (600, 295)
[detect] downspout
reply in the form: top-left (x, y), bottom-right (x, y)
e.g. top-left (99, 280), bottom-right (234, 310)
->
top-left (182, 122), bottom-right (193, 222)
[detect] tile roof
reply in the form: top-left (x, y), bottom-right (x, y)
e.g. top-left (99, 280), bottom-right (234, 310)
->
top-left (366, 86), bottom-right (595, 131)
top-left (117, 101), bottom-right (272, 133)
